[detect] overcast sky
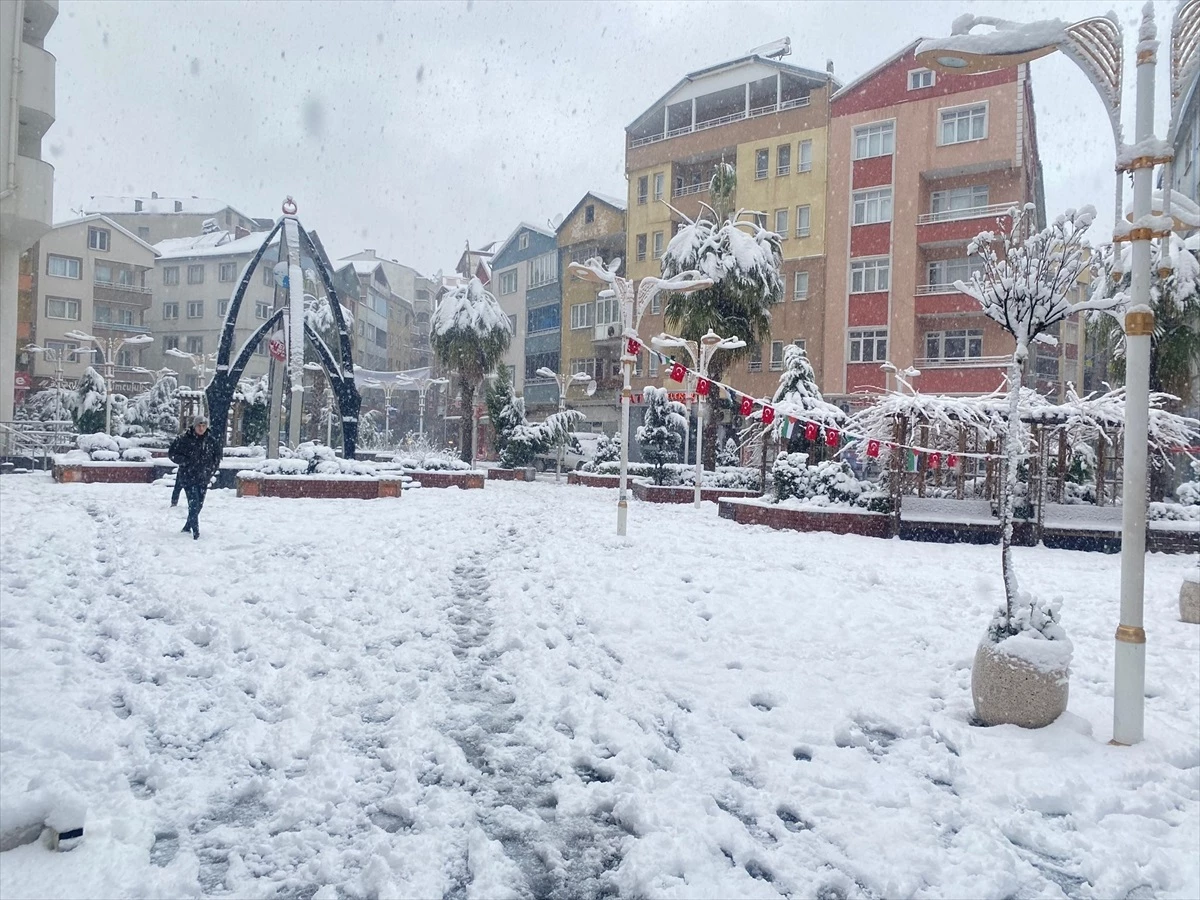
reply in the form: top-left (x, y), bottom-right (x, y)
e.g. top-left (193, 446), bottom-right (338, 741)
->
top-left (46, 0), bottom-right (1182, 276)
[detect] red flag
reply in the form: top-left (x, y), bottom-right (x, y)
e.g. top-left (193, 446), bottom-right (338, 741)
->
top-left (762, 405), bottom-right (775, 425)
top-left (947, 453), bottom-right (959, 469)
top-left (867, 439), bottom-right (881, 458)
top-left (928, 451), bottom-right (941, 469)
top-left (739, 396), bottom-right (754, 417)
top-left (825, 428), bottom-right (840, 447)
top-left (669, 362), bottom-right (686, 383)
top-left (626, 337), bottom-right (641, 356)
top-left (804, 421), bottom-right (819, 441)
top-left (696, 377), bottom-right (710, 396)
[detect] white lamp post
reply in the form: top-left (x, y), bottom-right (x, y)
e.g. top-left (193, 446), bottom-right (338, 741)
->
top-left (568, 258), bottom-right (712, 536)
top-left (65, 329), bottom-right (155, 435)
top-left (652, 329), bottom-right (745, 507)
top-left (164, 347), bottom-right (219, 388)
top-left (536, 366), bottom-right (593, 481)
top-left (918, 2), bottom-right (1199, 745)
top-left (411, 375), bottom-right (449, 439)
top-left (25, 344), bottom-right (90, 420)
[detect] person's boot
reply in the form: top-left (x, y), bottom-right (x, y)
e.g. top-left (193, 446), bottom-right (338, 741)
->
top-left (181, 522), bottom-right (193, 533)
top-left (192, 523), bottom-right (200, 540)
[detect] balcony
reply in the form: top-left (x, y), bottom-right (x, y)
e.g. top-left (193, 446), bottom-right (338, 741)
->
top-left (917, 202), bottom-right (1016, 248)
top-left (0, 155), bottom-right (53, 249)
top-left (629, 96), bottom-right (811, 149)
top-left (17, 44), bottom-right (55, 138)
top-left (673, 181), bottom-right (709, 198)
top-left (914, 283), bottom-right (964, 296)
top-left (916, 202), bottom-right (1015, 226)
top-left (94, 278), bottom-right (152, 309)
top-left (913, 354), bottom-right (1008, 369)
top-left (92, 321), bottom-right (152, 336)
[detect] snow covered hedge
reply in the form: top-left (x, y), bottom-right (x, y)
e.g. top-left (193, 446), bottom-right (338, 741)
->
top-left (772, 453), bottom-right (889, 512)
top-left (64, 433), bottom-right (154, 462)
top-left (243, 442), bottom-right (391, 478)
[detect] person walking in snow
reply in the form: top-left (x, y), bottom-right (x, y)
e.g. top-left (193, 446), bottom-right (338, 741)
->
top-left (168, 415), bottom-right (221, 538)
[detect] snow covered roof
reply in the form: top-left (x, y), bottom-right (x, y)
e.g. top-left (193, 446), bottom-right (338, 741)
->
top-left (491, 222), bottom-right (556, 264)
top-left (346, 259), bottom-right (384, 277)
top-left (559, 192), bottom-right (627, 235)
top-left (588, 191), bottom-right (626, 211)
top-left (50, 214), bottom-right (160, 256)
top-left (83, 195), bottom-right (257, 222)
top-left (154, 229), bottom-right (279, 260)
top-left (832, 40), bottom-right (922, 100)
top-left (153, 230), bottom-right (235, 255)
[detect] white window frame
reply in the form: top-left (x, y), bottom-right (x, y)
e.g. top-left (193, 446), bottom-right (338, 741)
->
top-left (187, 264), bottom-right (205, 285)
top-left (185, 336), bottom-right (204, 354)
top-left (93, 262), bottom-right (113, 285)
top-left (218, 298), bottom-right (230, 317)
top-left (774, 209), bottom-right (788, 235)
top-left (930, 185), bottom-right (990, 218)
top-left (798, 139), bottom-right (813, 173)
top-left (769, 340), bottom-right (785, 371)
top-left (218, 262), bottom-right (237, 282)
top-left (596, 294), bottom-right (618, 325)
top-left (262, 266), bottom-right (274, 286)
top-left (162, 302), bottom-right (179, 320)
top-left (518, 233), bottom-right (529, 250)
top-left (793, 338), bottom-right (806, 354)
top-left (850, 257), bottom-right (891, 293)
top-left (45, 296), bottom-right (81, 320)
top-left (793, 271), bottom-right (810, 301)
top-left (570, 302), bottom-right (595, 330)
top-left (776, 143), bottom-right (791, 176)
top-left (527, 252), bottom-right (557, 287)
top-left (637, 176), bottom-right (648, 205)
top-left (653, 172), bottom-right (664, 201)
top-left (853, 121), bottom-right (895, 160)
top-left (924, 328), bottom-right (984, 361)
top-left (186, 300), bottom-right (204, 319)
top-left (755, 148), bottom-right (769, 180)
top-left (47, 255), bottom-right (81, 279)
top-left (939, 102), bottom-right (988, 146)
top-left (927, 256), bottom-right (978, 287)
top-left (848, 328), bottom-right (888, 364)
top-left (648, 352), bottom-right (658, 376)
top-left (570, 357), bottom-right (596, 377)
top-left (87, 227), bottom-right (110, 252)
top-left (256, 302), bottom-right (271, 320)
top-left (852, 188), bottom-right (893, 225)
top-left (908, 68), bottom-right (935, 90)
top-left (163, 266), bottom-right (179, 285)
top-left (748, 348), bottom-right (762, 373)
top-left (636, 234), bottom-right (647, 262)
top-left (162, 335), bottom-right (180, 352)
top-left (795, 205), bottom-right (811, 238)
top-left (652, 231), bottom-right (664, 260)
top-left (498, 268), bottom-right (518, 295)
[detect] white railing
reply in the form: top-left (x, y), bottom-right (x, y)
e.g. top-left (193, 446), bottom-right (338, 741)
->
top-left (630, 133), bottom-right (665, 149)
top-left (776, 165), bottom-right (791, 177)
top-left (914, 283), bottom-right (965, 295)
top-left (94, 279), bottom-right (151, 294)
top-left (913, 355), bottom-right (1008, 369)
top-left (631, 94), bottom-right (811, 149)
top-left (666, 124), bottom-right (694, 139)
top-left (749, 103), bottom-right (778, 118)
top-left (673, 182), bottom-right (708, 198)
top-left (780, 96), bottom-right (811, 110)
top-left (0, 420), bottom-right (76, 464)
top-left (917, 202), bottom-right (1015, 225)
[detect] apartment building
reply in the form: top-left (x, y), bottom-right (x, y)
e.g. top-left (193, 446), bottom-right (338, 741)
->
top-left (334, 260), bottom-right (396, 372)
top-left (623, 48), bottom-right (838, 402)
top-left (152, 228), bottom-right (281, 387)
top-left (489, 224), bottom-right (560, 410)
top-left (82, 194), bottom-right (267, 246)
top-left (556, 192), bottom-right (626, 433)
top-left (1, 0), bottom-right (57, 419)
top-left (825, 43), bottom-right (1047, 403)
top-left (339, 249), bottom-right (436, 370)
top-left (455, 241), bottom-right (497, 284)
top-left (1170, 66), bottom-right (1198, 213)
top-left (26, 215), bottom-right (159, 393)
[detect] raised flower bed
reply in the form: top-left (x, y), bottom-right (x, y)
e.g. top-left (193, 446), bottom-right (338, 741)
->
top-left (487, 466), bottom-right (536, 482)
top-left (568, 471), bottom-right (623, 488)
top-left (633, 481), bottom-right (761, 504)
top-left (719, 497), bottom-right (894, 538)
top-left (53, 434), bottom-right (161, 484)
top-left (235, 443), bottom-right (407, 500)
top-left (405, 470), bottom-right (486, 489)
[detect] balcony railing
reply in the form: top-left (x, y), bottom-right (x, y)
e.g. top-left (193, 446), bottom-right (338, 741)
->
top-left (629, 96), bottom-right (811, 149)
top-left (917, 202), bottom-right (1015, 226)
top-left (92, 321), bottom-right (152, 335)
top-left (94, 278), bottom-right (151, 294)
top-left (672, 182), bottom-right (708, 198)
top-left (914, 283), bottom-right (965, 295)
top-left (913, 354), bottom-right (1008, 369)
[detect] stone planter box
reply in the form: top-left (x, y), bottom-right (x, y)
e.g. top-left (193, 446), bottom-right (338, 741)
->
top-left (633, 481), bottom-right (761, 504)
top-left (1181, 575), bottom-right (1200, 624)
top-left (405, 470), bottom-right (485, 490)
top-left (487, 466), bottom-right (536, 482)
top-left (237, 475), bottom-right (402, 499)
top-left (971, 642), bottom-right (1069, 728)
top-left (719, 498), bottom-right (894, 538)
top-left (568, 471), bottom-right (623, 488)
top-left (53, 462), bottom-right (160, 484)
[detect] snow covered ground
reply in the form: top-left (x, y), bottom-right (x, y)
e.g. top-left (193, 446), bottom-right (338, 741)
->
top-left (1, 474), bottom-right (1197, 900)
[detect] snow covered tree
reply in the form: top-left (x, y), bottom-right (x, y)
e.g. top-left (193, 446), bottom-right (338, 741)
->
top-left (592, 432), bottom-right (621, 465)
top-left (122, 373), bottom-right (179, 435)
top-left (957, 204), bottom-right (1117, 635)
top-left (485, 365), bottom-right (535, 468)
top-left (636, 386), bottom-right (686, 485)
top-left (16, 387), bottom-right (74, 423)
top-left (716, 437), bottom-right (740, 467)
top-left (238, 375), bottom-right (270, 445)
top-left (431, 277), bottom-right (513, 462)
top-left (770, 343), bottom-right (845, 454)
top-left (71, 366), bottom-right (108, 435)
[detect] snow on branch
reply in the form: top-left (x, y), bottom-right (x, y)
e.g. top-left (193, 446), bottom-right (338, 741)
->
top-left (431, 277), bottom-right (512, 339)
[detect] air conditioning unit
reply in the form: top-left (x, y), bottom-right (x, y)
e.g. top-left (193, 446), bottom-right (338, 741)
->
top-left (607, 325), bottom-right (617, 338)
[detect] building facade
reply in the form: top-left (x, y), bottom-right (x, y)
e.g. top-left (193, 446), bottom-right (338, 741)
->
top-left (556, 192), bottom-right (626, 433)
top-left (82, 194), bottom-right (266, 246)
top-left (1, 0), bottom-right (57, 419)
top-left (489, 223), bottom-right (559, 408)
top-left (622, 50), bottom-right (837, 404)
top-left (825, 44), bottom-right (1047, 404)
top-left (26, 215), bottom-right (159, 395)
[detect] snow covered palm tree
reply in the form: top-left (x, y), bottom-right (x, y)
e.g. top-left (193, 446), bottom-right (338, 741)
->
top-left (431, 277), bottom-right (513, 462)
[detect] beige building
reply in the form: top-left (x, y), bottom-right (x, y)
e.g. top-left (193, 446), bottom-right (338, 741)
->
top-left (27, 215), bottom-right (159, 394)
top-left (1, 0), bottom-right (58, 419)
top-left (82, 194), bottom-right (267, 246)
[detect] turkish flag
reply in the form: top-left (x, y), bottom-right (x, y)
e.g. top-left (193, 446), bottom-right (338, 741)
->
top-left (626, 337), bottom-right (641, 356)
top-left (928, 452), bottom-right (941, 469)
top-left (739, 396), bottom-right (754, 417)
top-left (867, 439), bottom-right (881, 458)
top-left (947, 454), bottom-right (959, 469)
top-left (696, 377), bottom-right (710, 396)
top-left (669, 362), bottom-right (686, 383)
top-left (825, 428), bottom-right (840, 447)
top-left (804, 421), bottom-right (819, 441)
top-left (762, 405), bottom-right (775, 425)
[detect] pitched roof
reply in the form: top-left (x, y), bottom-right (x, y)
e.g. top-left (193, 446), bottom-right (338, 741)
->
top-left (557, 191), bottom-right (627, 235)
top-left (154, 228), bottom-right (279, 260)
top-left (51, 214), bottom-right (160, 256)
top-left (83, 195), bottom-right (259, 223)
top-left (831, 39), bottom-right (921, 101)
top-left (491, 222), bottom-right (556, 264)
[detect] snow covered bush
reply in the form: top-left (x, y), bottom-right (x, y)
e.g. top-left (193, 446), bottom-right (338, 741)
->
top-left (771, 451), bottom-right (808, 502)
top-left (120, 447), bottom-right (152, 462)
top-left (771, 452), bottom-right (888, 511)
top-left (245, 441), bottom-right (383, 477)
top-left (1147, 501), bottom-right (1200, 522)
top-left (485, 366), bottom-right (583, 468)
top-left (581, 433), bottom-right (621, 472)
top-left (16, 387), bottom-right (74, 423)
top-left (121, 374), bottom-right (179, 436)
top-left (72, 367), bottom-right (108, 435)
top-left (586, 460), bottom-right (656, 479)
top-left (68, 433), bottom-right (153, 462)
top-left (716, 438), bottom-right (740, 467)
top-left (679, 465), bottom-right (762, 491)
top-left (636, 387), bottom-right (686, 485)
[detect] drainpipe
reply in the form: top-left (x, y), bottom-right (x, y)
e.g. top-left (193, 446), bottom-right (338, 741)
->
top-left (1, 0), bottom-right (24, 202)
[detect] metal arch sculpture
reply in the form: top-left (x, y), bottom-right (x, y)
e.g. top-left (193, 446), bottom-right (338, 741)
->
top-left (205, 202), bottom-right (362, 457)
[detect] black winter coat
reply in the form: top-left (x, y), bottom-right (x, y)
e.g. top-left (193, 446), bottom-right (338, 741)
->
top-left (169, 428), bottom-right (222, 484)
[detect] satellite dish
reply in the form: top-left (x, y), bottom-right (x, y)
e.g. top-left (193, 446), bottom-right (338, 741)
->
top-left (550, 213), bottom-right (565, 230)
top-left (586, 380), bottom-right (597, 397)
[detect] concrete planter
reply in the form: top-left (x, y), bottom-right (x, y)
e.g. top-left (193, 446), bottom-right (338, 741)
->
top-left (568, 471), bottom-right (623, 488)
top-left (236, 475), bottom-right (403, 500)
top-left (1181, 576), bottom-right (1200, 624)
top-left (971, 642), bottom-right (1069, 728)
top-left (406, 470), bottom-right (485, 489)
top-left (487, 466), bottom-right (536, 482)
top-left (632, 481), bottom-right (761, 504)
top-left (53, 462), bottom-right (160, 484)
top-left (718, 499), bottom-right (894, 538)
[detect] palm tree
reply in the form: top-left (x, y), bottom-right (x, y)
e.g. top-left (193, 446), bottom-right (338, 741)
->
top-left (431, 277), bottom-right (513, 462)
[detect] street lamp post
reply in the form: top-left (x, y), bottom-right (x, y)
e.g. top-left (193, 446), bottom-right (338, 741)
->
top-left (65, 330), bottom-right (155, 435)
top-left (25, 344), bottom-right (89, 421)
top-left (164, 347), bottom-right (219, 389)
top-left (568, 258), bottom-right (712, 536)
top-left (652, 329), bottom-right (745, 508)
top-left (411, 375), bottom-right (449, 439)
top-left (536, 366), bottom-right (593, 481)
top-left (918, 2), bottom-right (1199, 745)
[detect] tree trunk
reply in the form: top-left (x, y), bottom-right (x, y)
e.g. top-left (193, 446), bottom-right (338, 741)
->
top-left (999, 346), bottom-right (1027, 626)
top-left (459, 381), bottom-right (475, 463)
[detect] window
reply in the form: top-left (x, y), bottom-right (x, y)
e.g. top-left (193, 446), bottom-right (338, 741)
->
top-left (94, 263), bottom-right (113, 284)
top-left (163, 266), bottom-right (179, 285)
top-left (795, 205), bottom-right (811, 238)
top-left (88, 227), bottom-right (110, 251)
top-left (519, 233), bottom-right (529, 250)
top-left (648, 352), bottom-right (658, 376)
top-left (927, 256), bottom-right (979, 286)
top-left (256, 340), bottom-right (269, 356)
top-left (185, 336), bottom-right (204, 354)
top-left (187, 264), bottom-right (205, 284)
top-left (162, 302), bottom-right (179, 320)
top-left (116, 308), bottom-right (135, 326)
top-left (775, 209), bottom-right (788, 235)
top-left (116, 268), bottom-right (137, 286)
top-left (187, 300), bottom-right (204, 318)
top-left (755, 148), bottom-right (769, 180)
top-left (525, 352), bottom-right (559, 380)
top-left (584, 204), bottom-right (595, 224)
top-left (798, 139), bottom-right (813, 173)
top-left (637, 176), bottom-right (648, 205)
top-left (850, 258), bottom-right (891, 293)
top-left (47, 255), bottom-right (81, 279)
top-left (498, 269), bottom-right (517, 295)
top-left (93, 304), bottom-right (113, 324)
top-left (596, 293), bottom-right (618, 325)
top-left (770, 341), bottom-right (785, 371)
top-left (754, 212), bottom-right (767, 229)
top-left (218, 298), bottom-right (229, 317)
top-left (263, 266), bottom-right (274, 286)
top-left (930, 185), bottom-right (990, 218)
top-left (748, 347), bottom-right (762, 373)
top-left (925, 329), bottom-right (984, 360)
top-left (137, 226), bottom-right (150, 241)
top-left (940, 103), bottom-right (987, 145)
top-left (571, 357), bottom-right (596, 377)
top-left (793, 271), bottom-right (810, 301)
top-left (652, 231), bottom-right (664, 260)
top-left (45, 296), bottom-right (81, 320)
top-left (219, 262), bottom-right (236, 282)
top-left (852, 188), bottom-right (893, 225)
top-left (256, 302), bottom-right (271, 320)
top-left (908, 68), bottom-right (935, 90)
top-left (650, 293), bottom-right (661, 315)
top-left (162, 335), bottom-right (179, 352)
top-left (653, 172), bottom-right (664, 201)
top-left (527, 252), bottom-right (557, 287)
top-left (849, 329), bottom-right (887, 363)
top-left (793, 338), bottom-right (807, 354)
top-left (526, 304), bottom-right (560, 334)
top-left (853, 122), bottom-right (894, 159)
top-left (777, 144), bottom-right (791, 176)
top-left (636, 234), bottom-right (647, 262)
top-left (570, 302), bottom-right (595, 330)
